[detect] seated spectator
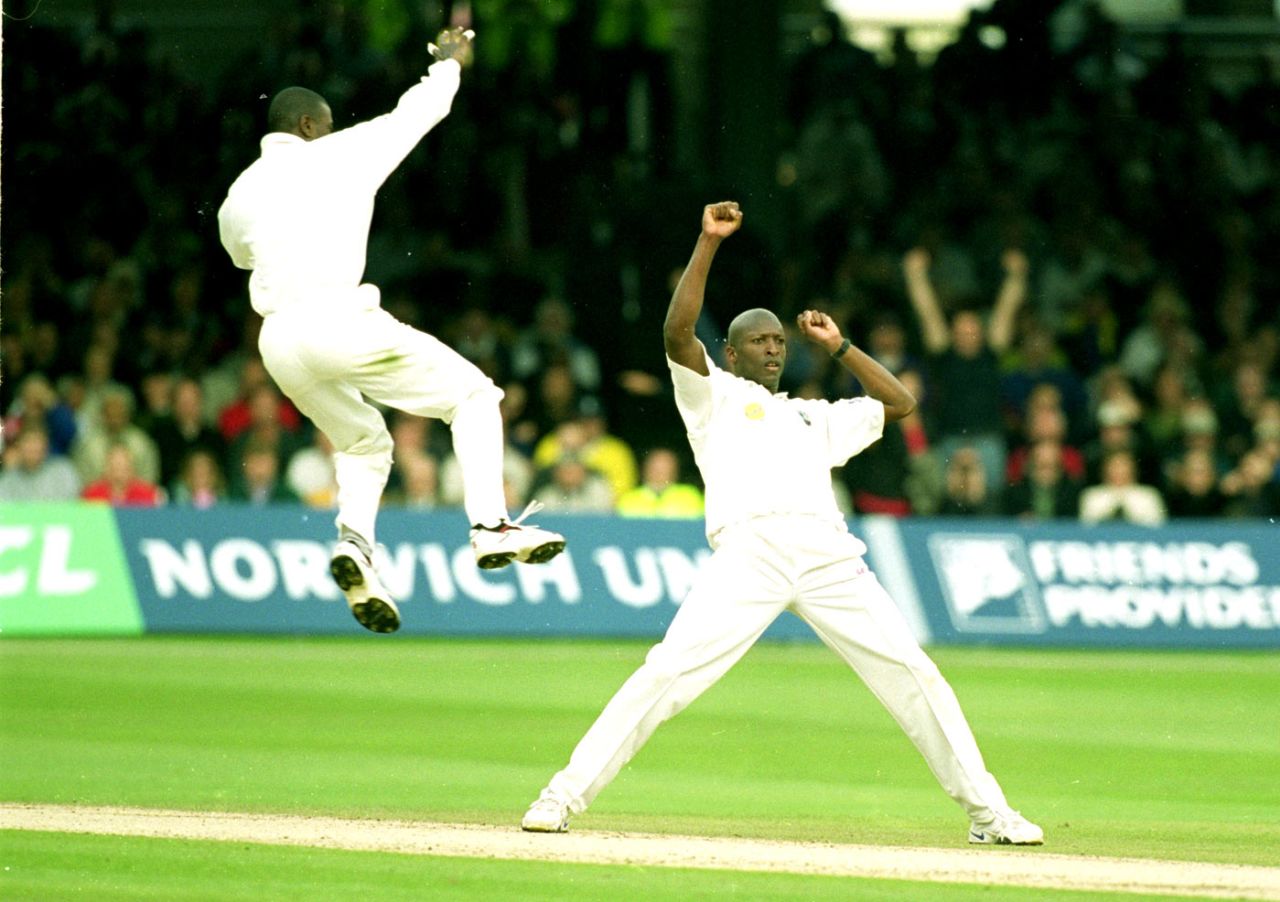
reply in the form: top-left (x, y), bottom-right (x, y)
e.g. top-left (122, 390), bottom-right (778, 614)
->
top-left (285, 431), bottom-right (338, 509)
top-left (81, 442), bottom-right (164, 507)
top-left (1144, 364), bottom-right (1196, 461)
top-left (1164, 448), bottom-right (1226, 518)
top-left (531, 454), bottom-right (614, 513)
top-left (2, 374), bottom-right (78, 456)
top-left (0, 424), bottom-right (81, 502)
top-left (170, 448), bottom-right (226, 509)
top-left (513, 362), bottom-right (580, 448)
top-left (532, 396), bottom-right (637, 502)
top-left (217, 357), bottom-right (300, 442)
top-left (1079, 449), bottom-right (1166, 526)
top-left (510, 295), bottom-right (601, 393)
top-left (1118, 281), bottom-right (1203, 390)
top-left (1159, 397), bottom-right (1231, 484)
top-left (385, 450), bottom-right (442, 510)
top-left (1005, 403), bottom-right (1085, 485)
top-left (151, 377), bottom-right (226, 488)
top-left (228, 442), bottom-right (299, 505)
top-left (71, 384), bottom-right (161, 486)
top-left (1219, 449), bottom-right (1280, 518)
top-left (135, 370), bottom-right (175, 435)
top-left (1083, 396), bottom-right (1154, 485)
top-left (1214, 360), bottom-right (1273, 462)
top-left (845, 368), bottom-right (941, 515)
top-left (227, 383), bottom-right (305, 475)
top-left (1000, 320), bottom-right (1087, 428)
top-left (617, 447), bottom-right (704, 519)
top-left (1002, 440), bottom-right (1082, 520)
top-left (937, 446), bottom-right (997, 516)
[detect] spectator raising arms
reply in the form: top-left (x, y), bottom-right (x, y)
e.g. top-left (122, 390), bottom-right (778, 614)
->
top-left (904, 246), bottom-right (1028, 498)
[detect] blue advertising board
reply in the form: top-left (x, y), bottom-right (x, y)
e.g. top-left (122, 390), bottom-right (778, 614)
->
top-left (894, 519), bottom-right (1280, 648)
top-left (114, 506), bottom-right (823, 639)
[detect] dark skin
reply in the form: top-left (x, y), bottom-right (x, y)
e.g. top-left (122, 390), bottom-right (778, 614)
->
top-left (663, 201), bottom-right (917, 422)
top-left (286, 26), bottom-right (476, 142)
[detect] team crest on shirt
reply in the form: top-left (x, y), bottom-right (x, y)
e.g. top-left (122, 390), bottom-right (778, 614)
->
top-left (744, 403), bottom-right (765, 420)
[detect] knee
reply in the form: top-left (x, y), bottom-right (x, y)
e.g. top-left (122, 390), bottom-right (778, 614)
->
top-left (450, 384), bottom-right (504, 422)
top-left (336, 427), bottom-right (393, 465)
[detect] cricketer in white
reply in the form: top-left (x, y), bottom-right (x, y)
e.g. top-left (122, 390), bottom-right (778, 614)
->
top-left (217, 27), bottom-right (564, 635)
top-left (521, 202), bottom-right (1043, 846)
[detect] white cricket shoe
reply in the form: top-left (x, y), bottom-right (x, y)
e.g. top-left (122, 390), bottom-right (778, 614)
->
top-left (330, 540), bottom-right (401, 634)
top-left (470, 500), bottom-right (566, 570)
top-left (968, 810), bottom-right (1044, 846)
top-left (521, 789), bottom-right (571, 833)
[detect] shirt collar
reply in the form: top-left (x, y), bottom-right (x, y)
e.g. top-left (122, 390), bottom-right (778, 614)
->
top-left (260, 133), bottom-right (306, 152)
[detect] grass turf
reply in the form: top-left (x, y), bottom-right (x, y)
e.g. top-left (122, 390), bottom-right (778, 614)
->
top-left (1, 636), bottom-right (1278, 874)
top-left (0, 831), bottom-right (1221, 902)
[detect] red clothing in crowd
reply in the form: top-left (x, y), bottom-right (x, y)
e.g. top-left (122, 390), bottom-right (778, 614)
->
top-left (81, 479), bottom-right (164, 507)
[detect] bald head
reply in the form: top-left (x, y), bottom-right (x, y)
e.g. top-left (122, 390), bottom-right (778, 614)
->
top-left (267, 86), bottom-right (333, 139)
top-left (727, 308), bottom-right (782, 351)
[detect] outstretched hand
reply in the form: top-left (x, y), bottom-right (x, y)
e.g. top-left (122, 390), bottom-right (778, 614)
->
top-left (702, 201), bottom-right (743, 239)
top-left (430, 26), bottom-right (476, 67)
top-left (797, 309), bottom-right (843, 354)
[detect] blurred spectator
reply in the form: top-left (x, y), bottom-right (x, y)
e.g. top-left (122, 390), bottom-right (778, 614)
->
top-left (616, 447), bottom-right (704, 518)
top-left (2, 374), bottom-right (78, 456)
top-left (844, 368), bottom-right (941, 515)
top-left (1079, 449), bottom-right (1166, 526)
top-left (1213, 360), bottom-right (1273, 462)
top-left (151, 377), bottom-right (227, 488)
top-left (1143, 364), bottom-right (1196, 462)
top-left (135, 370), bottom-right (176, 435)
top-left (170, 448), bottom-right (226, 509)
top-left (513, 362), bottom-right (581, 447)
top-left (385, 450), bottom-right (441, 510)
top-left (285, 431), bottom-right (338, 509)
top-left (1219, 449), bottom-right (1280, 518)
top-left (81, 442), bottom-right (164, 507)
top-left (71, 385), bottom-right (161, 485)
top-left (1005, 403), bottom-right (1085, 485)
top-left (1000, 320), bottom-right (1087, 426)
top-left (228, 443), bottom-right (299, 505)
top-left (217, 357), bottom-right (301, 441)
top-left (1002, 440), bottom-right (1082, 520)
top-left (227, 383), bottom-right (306, 474)
top-left (0, 425), bottom-right (81, 502)
top-left (532, 396), bottom-right (637, 501)
top-left (510, 295), bottom-right (601, 392)
top-left (903, 247), bottom-right (1028, 496)
top-left (937, 446), bottom-right (997, 516)
top-left (1118, 281), bottom-right (1203, 389)
top-left (1164, 448), bottom-right (1226, 518)
top-left (532, 454), bottom-right (614, 513)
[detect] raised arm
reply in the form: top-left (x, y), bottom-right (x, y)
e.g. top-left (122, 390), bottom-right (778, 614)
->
top-left (987, 248), bottom-right (1029, 353)
top-left (902, 248), bottom-right (950, 354)
top-left (799, 310), bottom-right (917, 422)
top-left (663, 201), bottom-right (743, 374)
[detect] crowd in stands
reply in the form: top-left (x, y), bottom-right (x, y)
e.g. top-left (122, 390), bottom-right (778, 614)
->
top-left (3, 0), bottom-right (1279, 524)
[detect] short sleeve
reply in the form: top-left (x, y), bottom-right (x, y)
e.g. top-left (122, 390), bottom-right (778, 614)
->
top-left (667, 345), bottom-right (717, 432)
top-left (822, 396), bottom-right (886, 465)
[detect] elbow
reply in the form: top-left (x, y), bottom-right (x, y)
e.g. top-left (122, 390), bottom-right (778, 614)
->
top-left (884, 394), bottom-right (917, 423)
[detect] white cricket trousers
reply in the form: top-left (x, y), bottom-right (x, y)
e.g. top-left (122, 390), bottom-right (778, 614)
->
top-left (546, 516), bottom-right (1013, 822)
top-left (258, 304), bottom-right (508, 542)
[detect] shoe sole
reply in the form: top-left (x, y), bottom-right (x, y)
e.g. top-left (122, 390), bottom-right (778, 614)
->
top-left (521, 820), bottom-right (569, 833)
top-left (331, 555), bottom-right (401, 634)
top-left (476, 551), bottom-right (518, 570)
top-left (520, 540), bottom-right (565, 564)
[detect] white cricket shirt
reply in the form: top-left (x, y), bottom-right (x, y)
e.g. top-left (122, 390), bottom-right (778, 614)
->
top-left (218, 60), bottom-right (462, 317)
top-left (669, 345), bottom-right (885, 548)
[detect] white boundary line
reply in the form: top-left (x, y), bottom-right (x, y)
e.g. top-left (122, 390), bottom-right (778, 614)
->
top-left (3, 804), bottom-right (1280, 899)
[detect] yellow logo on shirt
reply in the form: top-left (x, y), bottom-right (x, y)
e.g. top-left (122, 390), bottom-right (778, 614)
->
top-left (744, 403), bottom-right (764, 420)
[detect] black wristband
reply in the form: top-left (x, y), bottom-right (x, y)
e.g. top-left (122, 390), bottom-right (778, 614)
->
top-left (831, 338), bottom-right (852, 360)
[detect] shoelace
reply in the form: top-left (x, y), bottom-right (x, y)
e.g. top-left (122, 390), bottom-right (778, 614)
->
top-left (505, 499), bottom-right (545, 529)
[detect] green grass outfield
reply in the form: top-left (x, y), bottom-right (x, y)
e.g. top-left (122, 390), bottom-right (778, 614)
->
top-left (1, 636), bottom-right (1278, 899)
